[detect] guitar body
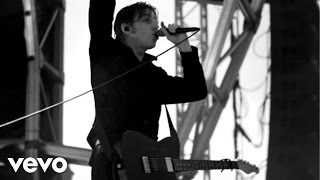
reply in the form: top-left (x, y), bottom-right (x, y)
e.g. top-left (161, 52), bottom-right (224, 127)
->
top-left (121, 131), bottom-right (259, 179)
top-left (121, 131), bottom-right (180, 180)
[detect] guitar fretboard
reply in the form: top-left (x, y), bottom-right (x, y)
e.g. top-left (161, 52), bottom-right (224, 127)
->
top-left (172, 159), bottom-right (239, 171)
top-left (146, 157), bottom-right (239, 172)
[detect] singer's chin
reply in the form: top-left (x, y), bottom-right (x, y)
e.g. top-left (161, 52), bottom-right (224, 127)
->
top-left (148, 40), bottom-right (157, 50)
top-left (153, 35), bottom-right (159, 42)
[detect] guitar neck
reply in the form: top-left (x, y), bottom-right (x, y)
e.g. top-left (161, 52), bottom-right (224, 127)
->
top-left (172, 159), bottom-right (239, 172)
top-left (146, 157), bottom-right (239, 172)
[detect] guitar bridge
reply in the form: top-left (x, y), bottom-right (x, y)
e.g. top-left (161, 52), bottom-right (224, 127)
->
top-left (142, 156), bottom-right (151, 173)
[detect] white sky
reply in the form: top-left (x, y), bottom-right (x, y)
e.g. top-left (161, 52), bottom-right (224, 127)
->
top-left (63, 0), bottom-right (270, 179)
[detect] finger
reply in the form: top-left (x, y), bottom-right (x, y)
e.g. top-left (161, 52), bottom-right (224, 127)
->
top-left (161, 21), bottom-right (167, 29)
top-left (167, 24), bottom-right (176, 33)
top-left (160, 22), bottom-right (170, 36)
top-left (172, 24), bottom-right (179, 29)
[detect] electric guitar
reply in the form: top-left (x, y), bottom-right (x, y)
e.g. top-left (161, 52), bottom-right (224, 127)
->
top-left (121, 131), bottom-right (259, 180)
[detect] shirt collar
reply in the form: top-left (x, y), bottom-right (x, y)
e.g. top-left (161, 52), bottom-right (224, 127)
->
top-left (142, 53), bottom-right (157, 63)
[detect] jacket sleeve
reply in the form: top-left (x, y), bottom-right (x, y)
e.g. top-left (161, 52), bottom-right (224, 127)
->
top-left (89, 0), bottom-right (115, 55)
top-left (155, 46), bottom-right (208, 104)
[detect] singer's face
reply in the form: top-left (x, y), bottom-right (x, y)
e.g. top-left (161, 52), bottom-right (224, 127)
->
top-left (130, 11), bottom-right (159, 51)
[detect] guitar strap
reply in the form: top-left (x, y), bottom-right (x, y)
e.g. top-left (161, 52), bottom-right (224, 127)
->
top-left (89, 105), bottom-right (178, 166)
top-left (164, 105), bottom-right (179, 142)
top-left (89, 118), bottom-right (115, 160)
top-left (90, 118), bottom-right (122, 179)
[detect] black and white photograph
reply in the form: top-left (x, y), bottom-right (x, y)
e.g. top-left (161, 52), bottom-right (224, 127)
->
top-left (0, 0), bottom-right (318, 180)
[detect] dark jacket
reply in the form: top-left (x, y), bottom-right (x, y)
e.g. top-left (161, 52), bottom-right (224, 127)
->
top-left (87, 0), bottom-right (207, 146)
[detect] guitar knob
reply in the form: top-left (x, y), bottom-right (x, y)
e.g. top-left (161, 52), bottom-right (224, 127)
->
top-left (117, 163), bottom-right (123, 169)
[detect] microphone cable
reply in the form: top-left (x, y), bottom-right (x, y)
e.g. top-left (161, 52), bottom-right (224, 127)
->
top-left (0, 29), bottom-right (200, 129)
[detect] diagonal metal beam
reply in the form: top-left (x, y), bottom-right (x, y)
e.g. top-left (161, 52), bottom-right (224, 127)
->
top-left (178, 0), bottom-right (239, 149)
top-left (176, 1), bottom-right (265, 179)
top-left (191, 30), bottom-right (255, 159)
top-left (191, 0), bottom-right (265, 160)
top-left (239, 0), bottom-right (258, 23)
top-left (203, 0), bottom-right (239, 82)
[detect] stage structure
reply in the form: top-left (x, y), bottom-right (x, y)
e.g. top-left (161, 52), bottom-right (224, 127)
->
top-left (23, 0), bottom-right (69, 179)
top-left (0, 0), bottom-right (267, 180)
top-left (174, 0), bottom-right (265, 179)
top-left (0, 0), bottom-right (72, 180)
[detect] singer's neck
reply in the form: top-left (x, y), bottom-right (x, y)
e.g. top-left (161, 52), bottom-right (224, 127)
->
top-left (132, 48), bottom-right (145, 62)
top-left (125, 41), bottom-right (147, 62)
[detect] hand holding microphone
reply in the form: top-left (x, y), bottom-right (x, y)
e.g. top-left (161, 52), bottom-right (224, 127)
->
top-left (157, 22), bottom-right (199, 52)
top-left (156, 22), bottom-right (200, 37)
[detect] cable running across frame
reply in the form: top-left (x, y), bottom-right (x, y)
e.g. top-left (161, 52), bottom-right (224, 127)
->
top-left (0, 30), bottom-right (200, 129)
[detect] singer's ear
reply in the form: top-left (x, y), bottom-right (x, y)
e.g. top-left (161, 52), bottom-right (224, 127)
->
top-left (121, 23), bottom-right (131, 34)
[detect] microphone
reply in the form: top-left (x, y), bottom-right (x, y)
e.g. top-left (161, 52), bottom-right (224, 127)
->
top-left (156, 27), bottom-right (200, 37)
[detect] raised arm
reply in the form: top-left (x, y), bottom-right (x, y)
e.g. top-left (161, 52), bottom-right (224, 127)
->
top-left (89, 0), bottom-right (115, 44)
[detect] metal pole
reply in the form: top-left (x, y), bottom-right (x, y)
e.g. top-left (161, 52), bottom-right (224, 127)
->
top-left (23, 0), bottom-right (41, 179)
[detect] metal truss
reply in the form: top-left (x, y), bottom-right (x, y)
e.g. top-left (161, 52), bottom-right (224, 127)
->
top-left (2, 0), bottom-right (265, 180)
top-left (18, 0), bottom-right (98, 179)
top-left (174, 0), bottom-right (210, 179)
top-left (175, 0), bottom-right (265, 179)
top-left (20, 0), bottom-right (65, 179)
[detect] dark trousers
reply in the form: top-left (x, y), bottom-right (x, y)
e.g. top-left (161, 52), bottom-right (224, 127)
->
top-left (90, 144), bottom-right (120, 180)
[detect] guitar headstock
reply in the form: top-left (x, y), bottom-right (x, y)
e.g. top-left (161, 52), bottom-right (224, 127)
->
top-left (236, 159), bottom-right (259, 174)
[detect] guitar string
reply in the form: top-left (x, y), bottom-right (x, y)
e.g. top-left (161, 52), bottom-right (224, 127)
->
top-left (148, 159), bottom-right (237, 172)
top-left (146, 158), bottom-right (258, 173)
top-left (0, 30), bottom-right (199, 129)
top-left (147, 157), bottom-right (231, 170)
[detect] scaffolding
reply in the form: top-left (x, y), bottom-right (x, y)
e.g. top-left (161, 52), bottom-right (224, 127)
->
top-left (175, 0), bottom-right (265, 179)
top-left (0, 0), bottom-right (68, 179)
top-left (22, 0), bottom-right (90, 178)
top-left (0, 0), bottom-right (266, 179)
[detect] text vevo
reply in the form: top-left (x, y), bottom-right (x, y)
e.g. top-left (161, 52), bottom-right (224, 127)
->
top-left (8, 157), bottom-right (67, 173)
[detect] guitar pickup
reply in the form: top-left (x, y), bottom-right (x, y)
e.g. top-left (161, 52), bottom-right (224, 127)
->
top-left (165, 157), bottom-right (174, 172)
top-left (142, 156), bottom-right (151, 173)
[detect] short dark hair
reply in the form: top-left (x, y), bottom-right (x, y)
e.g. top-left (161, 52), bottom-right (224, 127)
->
top-left (114, 2), bottom-right (158, 42)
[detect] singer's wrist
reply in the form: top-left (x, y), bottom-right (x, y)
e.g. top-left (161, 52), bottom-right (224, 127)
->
top-left (177, 41), bottom-right (192, 52)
